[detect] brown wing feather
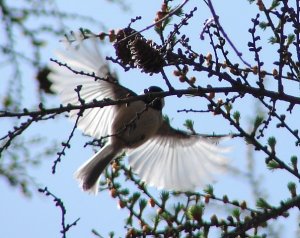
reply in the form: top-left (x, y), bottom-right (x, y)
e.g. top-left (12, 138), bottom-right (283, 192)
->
top-left (156, 118), bottom-right (191, 139)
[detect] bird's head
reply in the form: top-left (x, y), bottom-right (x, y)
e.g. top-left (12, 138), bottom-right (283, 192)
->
top-left (144, 86), bottom-right (164, 111)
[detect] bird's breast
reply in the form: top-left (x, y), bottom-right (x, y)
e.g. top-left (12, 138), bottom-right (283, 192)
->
top-left (111, 101), bottom-right (162, 148)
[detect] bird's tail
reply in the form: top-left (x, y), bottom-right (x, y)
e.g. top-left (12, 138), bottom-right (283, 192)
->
top-left (74, 144), bottom-right (120, 195)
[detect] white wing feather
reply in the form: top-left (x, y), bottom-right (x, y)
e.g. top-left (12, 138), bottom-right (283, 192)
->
top-left (127, 132), bottom-right (229, 191)
top-left (48, 37), bottom-right (127, 139)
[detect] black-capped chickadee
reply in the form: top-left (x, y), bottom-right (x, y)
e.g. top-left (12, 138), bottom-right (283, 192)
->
top-left (49, 34), bottom-right (228, 194)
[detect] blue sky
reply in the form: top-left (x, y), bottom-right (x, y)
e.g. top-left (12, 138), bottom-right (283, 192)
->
top-left (1, 1), bottom-right (299, 237)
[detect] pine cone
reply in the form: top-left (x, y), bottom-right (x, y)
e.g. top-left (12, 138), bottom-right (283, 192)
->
top-left (114, 27), bottom-right (165, 74)
top-left (114, 27), bottom-right (141, 67)
top-left (129, 37), bottom-right (165, 74)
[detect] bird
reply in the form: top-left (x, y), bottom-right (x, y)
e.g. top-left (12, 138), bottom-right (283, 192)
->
top-left (49, 32), bottom-right (229, 195)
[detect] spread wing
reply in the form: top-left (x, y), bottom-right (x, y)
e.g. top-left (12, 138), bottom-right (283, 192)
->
top-left (127, 119), bottom-right (229, 191)
top-left (49, 36), bottom-right (135, 139)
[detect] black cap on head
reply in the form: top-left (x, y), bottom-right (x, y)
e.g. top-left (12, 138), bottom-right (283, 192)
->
top-left (147, 86), bottom-right (163, 93)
